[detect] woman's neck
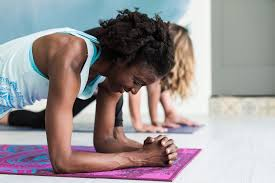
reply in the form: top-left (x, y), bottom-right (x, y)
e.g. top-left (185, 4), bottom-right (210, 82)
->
top-left (88, 52), bottom-right (112, 80)
top-left (85, 27), bottom-right (112, 82)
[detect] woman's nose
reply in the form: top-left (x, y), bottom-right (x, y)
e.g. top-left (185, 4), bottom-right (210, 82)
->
top-left (130, 88), bottom-right (137, 94)
top-left (131, 86), bottom-right (141, 94)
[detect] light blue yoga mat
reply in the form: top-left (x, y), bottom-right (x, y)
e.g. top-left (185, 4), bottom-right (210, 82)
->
top-left (0, 123), bottom-right (203, 134)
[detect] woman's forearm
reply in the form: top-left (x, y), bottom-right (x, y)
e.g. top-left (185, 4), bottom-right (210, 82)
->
top-left (54, 135), bottom-right (178, 174)
top-left (119, 136), bottom-right (143, 151)
top-left (101, 137), bottom-right (142, 153)
top-left (55, 150), bottom-right (145, 173)
top-left (114, 126), bottom-right (143, 151)
top-left (95, 127), bottom-right (143, 153)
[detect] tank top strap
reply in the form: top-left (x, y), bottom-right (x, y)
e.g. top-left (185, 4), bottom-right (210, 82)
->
top-left (60, 28), bottom-right (104, 100)
top-left (62, 29), bottom-right (101, 64)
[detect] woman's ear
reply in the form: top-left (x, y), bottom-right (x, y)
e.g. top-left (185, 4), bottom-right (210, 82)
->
top-left (109, 57), bottom-right (120, 67)
top-left (114, 57), bottom-right (128, 68)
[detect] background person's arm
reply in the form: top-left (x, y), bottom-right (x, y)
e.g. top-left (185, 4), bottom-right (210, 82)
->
top-left (160, 90), bottom-right (197, 127)
top-left (128, 83), bottom-right (167, 133)
top-left (147, 80), bottom-right (162, 125)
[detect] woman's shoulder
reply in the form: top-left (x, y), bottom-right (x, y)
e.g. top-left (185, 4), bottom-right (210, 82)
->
top-left (43, 33), bottom-right (88, 73)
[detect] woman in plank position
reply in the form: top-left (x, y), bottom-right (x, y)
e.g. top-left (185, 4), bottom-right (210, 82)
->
top-left (0, 10), bottom-right (177, 173)
top-left (0, 24), bottom-right (196, 133)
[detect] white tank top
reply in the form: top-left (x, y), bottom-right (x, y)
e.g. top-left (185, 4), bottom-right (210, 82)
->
top-left (0, 27), bottom-right (105, 118)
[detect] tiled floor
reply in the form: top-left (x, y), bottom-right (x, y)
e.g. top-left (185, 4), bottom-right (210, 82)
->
top-left (0, 116), bottom-right (275, 183)
top-left (210, 97), bottom-right (275, 116)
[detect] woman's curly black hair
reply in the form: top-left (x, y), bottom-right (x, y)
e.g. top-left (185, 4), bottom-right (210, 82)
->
top-left (97, 9), bottom-right (174, 77)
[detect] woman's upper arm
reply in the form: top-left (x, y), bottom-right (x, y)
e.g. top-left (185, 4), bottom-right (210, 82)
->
top-left (45, 39), bottom-right (86, 166)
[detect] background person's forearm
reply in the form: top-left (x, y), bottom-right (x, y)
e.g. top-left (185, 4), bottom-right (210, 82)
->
top-left (147, 80), bottom-right (161, 124)
top-left (128, 92), bottom-right (143, 128)
top-left (160, 90), bottom-right (174, 115)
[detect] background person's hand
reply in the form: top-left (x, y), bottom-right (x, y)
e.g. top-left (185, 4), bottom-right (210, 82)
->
top-left (152, 120), bottom-right (181, 129)
top-left (162, 122), bottom-right (181, 128)
top-left (135, 123), bottom-right (168, 133)
top-left (164, 112), bottom-right (199, 127)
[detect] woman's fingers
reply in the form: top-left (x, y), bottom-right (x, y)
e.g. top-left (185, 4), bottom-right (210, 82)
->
top-left (160, 137), bottom-right (169, 146)
top-left (146, 135), bottom-right (178, 155)
top-left (165, 144), bottom-right (178, 154)
top-left (168, 160), bottom-right (175, 166)
top-left (143, 136), bottom-right (154, 144)
top-left (168, 152), bottom-right (177, 161)
top-left (166, 152), bottom-right (177, 166)
top-left (162, 139), bottom-right (174, 147)
top-left (153, 135), bottom-right (177, 148)
top-left (155, 135), bottom-right (167, 141)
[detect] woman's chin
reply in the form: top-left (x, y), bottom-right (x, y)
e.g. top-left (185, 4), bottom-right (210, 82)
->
top-left (111, 86), bottom-right (124, 93)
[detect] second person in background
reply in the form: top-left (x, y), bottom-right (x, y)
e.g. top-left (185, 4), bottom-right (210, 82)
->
top-left (129, 23), bottom-right (198, 133)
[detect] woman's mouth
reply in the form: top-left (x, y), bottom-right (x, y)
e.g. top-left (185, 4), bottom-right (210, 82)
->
top-left (113, 85), bottom-right (125, 93)
top-left (111, 84), bottom-right (130, 93)
top-left (119, 87), bottom-right (131, 93)
top-left (118, 88), bottom-right (124, 93)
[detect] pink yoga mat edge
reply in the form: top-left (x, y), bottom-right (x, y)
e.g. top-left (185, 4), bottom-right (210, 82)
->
top-left (0, 144), bottom-right (201, 182)
top-left (169, 148), bottom-right (201, 182)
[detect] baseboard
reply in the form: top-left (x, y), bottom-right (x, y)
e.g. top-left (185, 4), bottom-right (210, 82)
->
top-left (209, 96), bottom-right (275, 116)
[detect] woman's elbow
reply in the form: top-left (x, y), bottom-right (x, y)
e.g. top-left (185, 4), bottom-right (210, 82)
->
top-left (94, 136), bottom-right (116, 153)
top-left (51, 157), bottom-right (72, 174)
top-left (94, 139), bottom-right (108, 153)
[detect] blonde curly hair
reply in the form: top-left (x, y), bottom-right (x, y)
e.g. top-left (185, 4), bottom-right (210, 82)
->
top-left (160, 23), bottom-right (195, 99)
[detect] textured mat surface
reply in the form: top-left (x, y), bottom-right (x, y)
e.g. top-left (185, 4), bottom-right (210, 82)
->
top-left (0, 144), bottom-right (201, 181)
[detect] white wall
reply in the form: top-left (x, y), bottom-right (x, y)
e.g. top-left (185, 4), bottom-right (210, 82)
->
top-left (177, 0), bottom-right (211, 116)
top-left (212, 0), bottom-right (275, 95)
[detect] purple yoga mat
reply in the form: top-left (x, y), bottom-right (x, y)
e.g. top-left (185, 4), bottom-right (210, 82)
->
top-left (0, 145), bottom-right (201, 182)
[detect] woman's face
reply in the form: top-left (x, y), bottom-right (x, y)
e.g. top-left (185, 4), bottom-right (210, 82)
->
top-left (107, 61), bottom-right (159, 94)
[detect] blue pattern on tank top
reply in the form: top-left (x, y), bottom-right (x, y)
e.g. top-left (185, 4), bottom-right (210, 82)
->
top-left (0, 76), bottom-right (25, 114)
